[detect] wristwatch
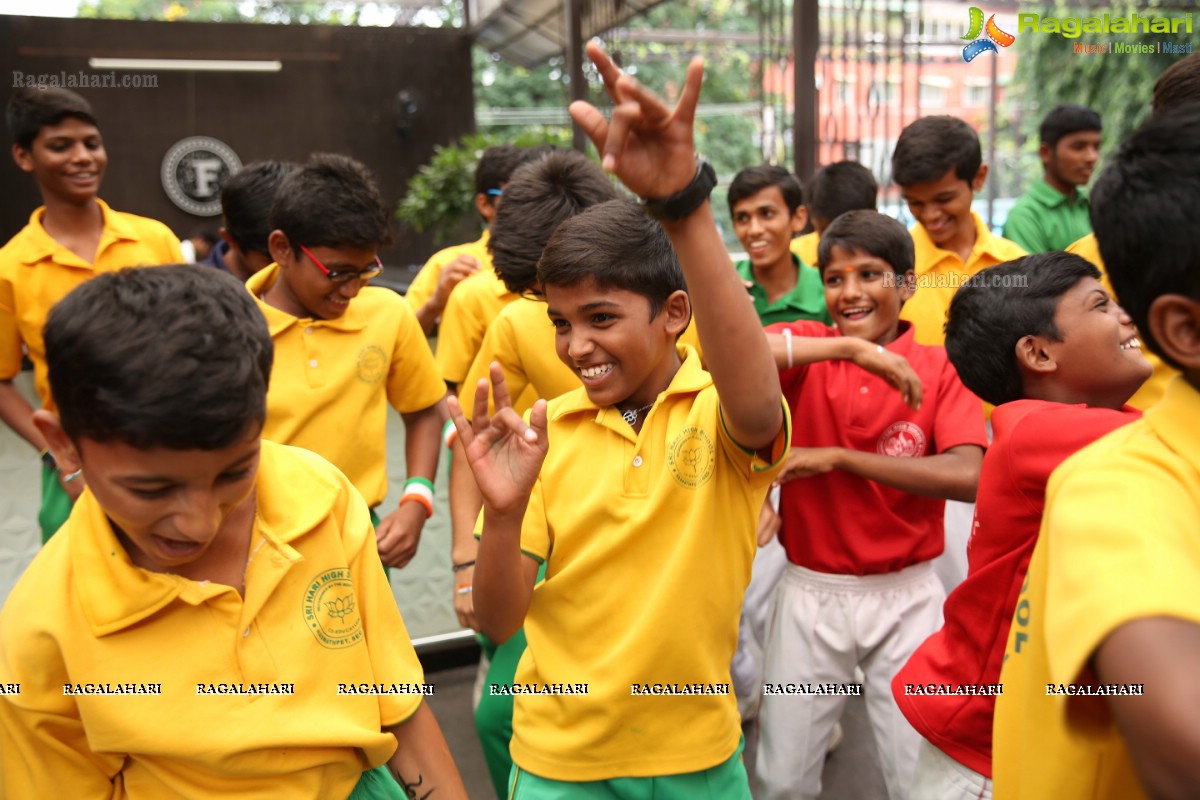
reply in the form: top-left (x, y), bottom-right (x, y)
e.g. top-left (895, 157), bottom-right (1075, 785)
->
top-left (40, 449), bottom-right (57, 472)
top-left (639, 158), bottom-right (717, 222)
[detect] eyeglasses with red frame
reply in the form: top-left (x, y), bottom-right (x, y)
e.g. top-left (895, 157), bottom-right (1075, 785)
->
top-left (299, 245), bottom-right (384, 284)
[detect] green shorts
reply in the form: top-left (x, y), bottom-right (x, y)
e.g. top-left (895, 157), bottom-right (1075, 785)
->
top-left (507, 737), bottom-right (750, 800)
top-left (348, 765), bottom-right (407, 799)
top-left (39, 462), bottom-right (72, 543)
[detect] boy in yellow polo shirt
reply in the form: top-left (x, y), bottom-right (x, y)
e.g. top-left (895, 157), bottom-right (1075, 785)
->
top-left (448, 149), bottom-right (619, 797)
top-left (247, 154), bottom-right (445, 570)
top-left (0, 87), bottom-right (182, 542)
top-left (992, 104), bottom-right (1200, 800)
top-left (449, 44), bottom-right (789, 797)
top-left (0, 265), bottom-right (466, 798)
top-left (405, 144), bottom-right (525, 335)
top-left (891, 115), bottom-right (1026, 347)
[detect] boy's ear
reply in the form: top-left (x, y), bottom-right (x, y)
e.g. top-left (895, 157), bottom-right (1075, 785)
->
top-left (1015, 334), bottom-right (1058, 376)
top-left (475, 192), bottom-right (497, 225)
top-left (11, 143), bottom-right (34, 173)
top-left (1147, 294), bottom-right (1200, 372)
top-left (790, 205), bottom-right (809, 236)
top-left (898, 270), bottom-right (917, 303)
top-left (267, 230), bottom-right (294, 266)
top-left (218, 227), bottom-right (238, 252)
top-left (1038, 142), bottom-right (1053, 168)
top-left (660, 289), bottom-right (691, 337)
top-left (971, 164), bottom-right (989, 193)
top-left (32, 410), bottom-right (81, 475)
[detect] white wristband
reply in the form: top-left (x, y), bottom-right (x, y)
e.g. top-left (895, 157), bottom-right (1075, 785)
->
top-left (783, 328), bottom-right (794, 369)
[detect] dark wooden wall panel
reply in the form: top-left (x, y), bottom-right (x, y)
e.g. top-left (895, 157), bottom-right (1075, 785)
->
top-left (0, 17), bottom-right (475, 269)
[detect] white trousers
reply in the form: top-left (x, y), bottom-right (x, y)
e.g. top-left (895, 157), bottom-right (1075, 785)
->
top-left (752, 561), bottom-right (945, 800)
top-left (910, 738), bottom-right (992, 800)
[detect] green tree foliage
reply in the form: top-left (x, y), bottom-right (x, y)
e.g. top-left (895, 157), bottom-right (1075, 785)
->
top-left (395, 130), bottom-right (573, 245)
top-left (1005, 0), bottom-right (1188, 189)
top-left (474, 0), bottom-right (767, 180)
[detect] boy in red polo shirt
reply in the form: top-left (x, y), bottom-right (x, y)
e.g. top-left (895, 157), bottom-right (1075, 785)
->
top-left (892, 251), bottom-right (1150, 799)
top-left (753, 210), bottom-right (988, 800)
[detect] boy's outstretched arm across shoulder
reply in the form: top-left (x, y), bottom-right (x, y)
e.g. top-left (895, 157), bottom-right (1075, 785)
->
top-left (766, 330), bottom-right (923, 410)
top-left (777, 443), bottom-right (982, 503)
top-left (446, 363), bottom-right (543, 644)
top-left (569, 43), bottom-right (783, 453)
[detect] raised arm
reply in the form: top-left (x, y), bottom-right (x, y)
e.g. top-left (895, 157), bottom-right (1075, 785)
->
top-left (569, 43), bottom-right (782, 452)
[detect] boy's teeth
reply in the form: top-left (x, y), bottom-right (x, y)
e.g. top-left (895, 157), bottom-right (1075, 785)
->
top-left (581, 364), bottom-right (612, 378)
top-left (1120, 337), bottom-right (1142, 350)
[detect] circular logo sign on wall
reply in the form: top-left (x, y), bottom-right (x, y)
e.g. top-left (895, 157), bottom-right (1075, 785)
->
top-left (161, 137), bottom-right (242, 217)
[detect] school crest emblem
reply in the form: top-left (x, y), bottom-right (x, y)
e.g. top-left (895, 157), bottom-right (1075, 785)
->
top-left (668, 426), bottom-right (715, 488)
top-left (876, 421), bottom-right (927, 458)
top-left (357, 345), bottom-right (387, 384)
top-left (303, 569), bottom-right (363, 649)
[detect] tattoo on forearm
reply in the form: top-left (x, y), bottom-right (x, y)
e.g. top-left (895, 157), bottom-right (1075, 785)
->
top-left (399, 772), bottom-right (434, 800)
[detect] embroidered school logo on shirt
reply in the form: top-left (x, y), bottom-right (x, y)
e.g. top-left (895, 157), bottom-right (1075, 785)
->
top-left (667, 427), bottom-right (715, 488)
top-left (877, 421), bottom-right (928, 458)
top-left (356, 345), bottom-right (387, 384)
top-left (303, 568), bottom-right (363, 649)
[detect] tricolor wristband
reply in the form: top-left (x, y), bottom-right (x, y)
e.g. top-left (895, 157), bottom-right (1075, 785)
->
top-left (442, 419), bottom-right (458, 449)
top-left (400, 477), bottom-right (434, 518)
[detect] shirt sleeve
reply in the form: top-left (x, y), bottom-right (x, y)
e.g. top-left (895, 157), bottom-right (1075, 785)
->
top-left (404, 248), bottom-right (453, 313)
top-left (459, 312), bottom-right (530, 423)
top-left (0, 572), bottom-right (123, 796)
top-left (1008, 405), bottom-right (1138, 506)
top-left (385, 296), bottom-right (446, 414)
top-left (0, 269), bottom-right (21, 381)
top-left (1043, 448), bottom-right (1200, 689)
top-left (715, 391), bottom-right (792, 488)
top-left (517, 476), bottom-right (550, 564)
top-left (435, 281), bottom-right (487, 386)
top-left (930, 356), bottom-right (989, 453)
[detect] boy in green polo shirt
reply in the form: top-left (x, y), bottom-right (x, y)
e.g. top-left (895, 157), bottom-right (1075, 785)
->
top-left (727, 164), bottom-right (831, 326)
top-left (1003, 104), bottom-right (1101, 253)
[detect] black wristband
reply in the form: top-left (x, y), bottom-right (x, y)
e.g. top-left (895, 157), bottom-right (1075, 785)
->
top-left (639, 158), bottom-right (717, 222)
top-left (40, 449), bottom-right (57, 473)
top-left (452, 560), bottom-right (476, 572)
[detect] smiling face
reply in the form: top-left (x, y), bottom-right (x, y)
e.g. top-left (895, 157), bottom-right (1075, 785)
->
top-left (822, 245), bottom-right (914, 346)
top-left (544, 277), bottom-right (688, 411)
top-left (265, 231), bottom-right (378, 320)
top-left (900, 166), bottom-right (985, 255)
top-left (12, 116), bottom-right (107, 204)
top-left (1036, 277), bottom-right (1152, 409)
top-left (731, 185), bottom-right (806, 274)
top-left (1043, 130), bottom-right (1101, 193)
top-left (73, 428), bottom-right (261, 578)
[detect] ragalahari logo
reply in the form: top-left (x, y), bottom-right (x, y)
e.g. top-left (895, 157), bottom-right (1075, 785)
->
top-left (962, 7), bottom-right (1016, 62)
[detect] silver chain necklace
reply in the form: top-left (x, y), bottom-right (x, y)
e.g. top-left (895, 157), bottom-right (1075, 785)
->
top-left (620, 403), bottom-right (655, 426)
